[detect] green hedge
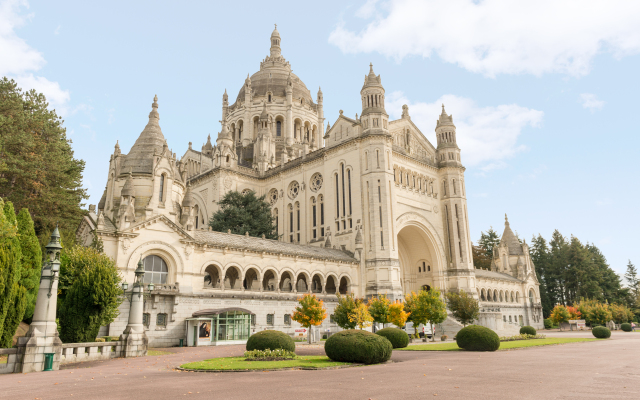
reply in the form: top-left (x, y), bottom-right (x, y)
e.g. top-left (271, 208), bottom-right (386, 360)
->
top-left (246, 330), bottom-right (296, 352)
top-left (455, 325), bottom-right (500, 351)
top-left (543, 318), bottom-right (554, 329)
top-left (376, 327), bottom-right (409, 349)
top-left (592, 326), bottom-right (611, 339)
top-left (325, 330), bottom-right (392, 364)
top-left (620, 323), bottom-right (632, 332)
top-left (519, 326), bottom-right (536, 336)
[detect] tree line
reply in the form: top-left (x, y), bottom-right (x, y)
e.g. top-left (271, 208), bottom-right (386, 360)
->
top-left (473, 227), bottom-right (639, 320)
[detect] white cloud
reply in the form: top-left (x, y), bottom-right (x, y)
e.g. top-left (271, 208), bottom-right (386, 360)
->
top-left (0, 0), bottom-right (71, 112)
top-left (329, 0), bottom-right (640, 77)
top-left (579, 93), bottom-right (605, 112)
top-left (386, 92), bottom-right (543, 169)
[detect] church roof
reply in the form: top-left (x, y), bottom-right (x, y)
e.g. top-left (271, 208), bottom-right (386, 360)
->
top-left (474, 268), bottom-right (522, 282)
top-left (193, 230), bottom-right (357, 263)
top-left (500, 215), bottom-right (524, 255)
top-left (122, 95), bottom-right (167, 175)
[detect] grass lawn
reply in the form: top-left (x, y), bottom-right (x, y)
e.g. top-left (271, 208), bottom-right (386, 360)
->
top-left (181, 355), bottom-right (351, 371)
top-left (398, 338), bottom-right (599, 351)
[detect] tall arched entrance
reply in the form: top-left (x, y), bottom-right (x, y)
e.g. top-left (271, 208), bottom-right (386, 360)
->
top-left (397, 223), bottom-right (445, 296)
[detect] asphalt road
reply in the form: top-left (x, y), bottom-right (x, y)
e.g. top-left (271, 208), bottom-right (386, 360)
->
top-left (1, 331), bottom-right (638, 400)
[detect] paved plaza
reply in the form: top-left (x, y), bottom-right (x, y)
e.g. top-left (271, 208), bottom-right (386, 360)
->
top-left (1, 332), bottom-right (638, 400)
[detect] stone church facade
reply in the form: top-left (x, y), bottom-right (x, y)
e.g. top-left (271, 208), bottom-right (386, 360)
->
top-left (77, 27), bottom-right (542, 347)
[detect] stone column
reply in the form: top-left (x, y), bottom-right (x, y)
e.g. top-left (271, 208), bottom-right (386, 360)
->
top-left (15, 227), bottom-right (64, 373)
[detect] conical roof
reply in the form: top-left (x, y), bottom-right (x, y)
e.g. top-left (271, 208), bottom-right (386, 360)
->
top-left (500, 215), bottom-right (524, 255)
top-left (182, 184), bottom-right (194, 208)
top-left (436, 104), bottom-right (454, 127)
top-left (362, 63), bottom-right (383, 90)
top-left (122, 95), bottom-right (167, 175)
top-left (121, 170), bottom-right (135, 197)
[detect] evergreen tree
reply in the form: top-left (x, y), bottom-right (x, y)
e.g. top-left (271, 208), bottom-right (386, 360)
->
top-left (471, 243), bottom-right (491, 270)
top-left (478, 227), bottom-right (500, 258)
top-left (58, 246), bottom-right (122, 343)
top-left (0, 198), bottom-right (21, 347)
top-left (548, 230), bottom-right (569, 305)
top-left (209, 190), bottom-right (277, 239)
top-left (624, 260), bottom-right (639, 298)
top-left (16, 208), bottom-right (41, 320)
top-left (0, 78), bottom-right (88, 244)
top-left (0, 200), bottom-right (25, 348)
top-left (530, 234), bottom-right (553, 317)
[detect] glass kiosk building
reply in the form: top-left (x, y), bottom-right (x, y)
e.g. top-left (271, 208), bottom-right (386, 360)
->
top-left (185, 308), bottom-right (254, 346)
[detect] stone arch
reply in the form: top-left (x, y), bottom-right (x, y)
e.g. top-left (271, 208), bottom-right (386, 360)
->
top-left (127, 241), bottom-right (183, 283)
top-left (279, 270), bottom-right (294, 292)
top-left (493, 289), bottom-right (498, 302)
top-left (223, 265), bottom-right (241, 289)
top-left (528, 288), bottom-right (536, 304)
top-left (243, 267), bottom-right (260, 290)
top-left (510, 291), bottom-right (515, 302)
top-left (325, 274), bottom-right (338, 294)
top-left (293, 118), bottom-right (303, 140)
top-left (480, 288), bottom-right (486, 301)
top-left (396, 215), bottom-right (446, 294)
top-left (499, 290), bottom-right (504, 302)
top-left (311, 273), bottom-right (323, 293)
top-left (515, 292), bottom-right (520, 303)
top-left (296, 271), bottom-right (309, 292)
top-left (338, 275), bottom-right (351, 294)
top-left (262, 268), bottom-right (278, 291)
top-left (203, 264), bottom-right (222, 288)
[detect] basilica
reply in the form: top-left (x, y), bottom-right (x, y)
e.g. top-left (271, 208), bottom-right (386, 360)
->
top-left (77, 26), bottom-right (543, 347)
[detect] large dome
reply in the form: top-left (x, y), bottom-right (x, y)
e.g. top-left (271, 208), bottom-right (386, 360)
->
top-left (234, 26), bottom-right (315, 106)
top-left (235, 69), bottom-right (314, 105)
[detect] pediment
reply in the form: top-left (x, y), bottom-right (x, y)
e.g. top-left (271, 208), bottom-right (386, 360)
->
top-left (121, 214), bottom-right (194, 241)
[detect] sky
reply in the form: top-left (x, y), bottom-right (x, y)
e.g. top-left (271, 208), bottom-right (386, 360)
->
top-left (2, 0), bottom-right (639, 278)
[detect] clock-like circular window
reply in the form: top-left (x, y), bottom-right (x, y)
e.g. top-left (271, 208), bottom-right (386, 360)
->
top-left (288, 181), bottom-right (300, 199)
top-left (268, 188), bottom-right (278, 205)
top-left (309, 173), bottom-right (323, 192)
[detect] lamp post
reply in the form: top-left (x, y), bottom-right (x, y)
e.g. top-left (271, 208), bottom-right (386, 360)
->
top-left (123, 259), bottom-right (146, 334)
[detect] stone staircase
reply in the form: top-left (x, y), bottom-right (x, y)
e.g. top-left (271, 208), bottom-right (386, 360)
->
top-left (434, 317), bottom-right (465, 338)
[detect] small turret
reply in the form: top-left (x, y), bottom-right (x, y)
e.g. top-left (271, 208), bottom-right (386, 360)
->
top-left (117, 169), bottom-right (136, 229)
top-left (435, 104), bottom-right (462, 166)
top-left (222, 89), bottom-right (228, 120)
top-left (360, 63), bottom-right (388, 133)
top-left (270, 24), bottom-right (281, 58)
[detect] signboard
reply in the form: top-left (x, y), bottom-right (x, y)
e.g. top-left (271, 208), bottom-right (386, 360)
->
top-left (295, 328), bottom-right (307, 337)
top-left (198, 321), bottom-right (211, 341)
top-left (568, 320), bottom-right (586, 330)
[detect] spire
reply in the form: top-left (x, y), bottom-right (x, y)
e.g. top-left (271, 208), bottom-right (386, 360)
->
top-left (505, 213), bottom-right (509, 225)
top-left (223, 88), bottom-right (228, 102)
top-left (121, 168), bottom-right (135, 197)
top-left (500, 214), bottom-right (524, 255)
top-left (122, 95), bottom-right (166, 174)
top-left (436, 103), bottom-right (454, 127)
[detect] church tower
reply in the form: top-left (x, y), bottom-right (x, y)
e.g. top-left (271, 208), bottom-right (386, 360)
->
top-left (359, 64), bottom-right (400, 299)
top-left (436, 106), bottom-right (474, 292)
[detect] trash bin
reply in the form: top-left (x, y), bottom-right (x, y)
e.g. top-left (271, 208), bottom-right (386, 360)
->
top-left (179, 339), bottom-right (184, 347)
top-left (44, 353), bottom-right (55, 371)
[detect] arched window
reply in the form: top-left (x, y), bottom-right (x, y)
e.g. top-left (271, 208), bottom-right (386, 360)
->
top-left (311, 197), bottom-right (317, 239)
top-left (276, 121), bottom-right (282, 136)
top-left (295, 202), bottom-right (300, 243)
top-left (143, 255), bottom-right (168, 284)
top-left (268, 94), bottom-right (272, 102)
top-left (529, 289), bottom-right (535, 304)
top-left (159, 174), bottom-right (165, 202)
top-left (288, 204), bottom-right (294, 243)
top-left (443, 180), bottom-right (447, 196)
top-left (194, 205), bottom-right (200, 229)
top-left (226, 155), bottom-right (230, 163)
top-left (319, 194), bottom-right (325, 237)
top-left (335, 173), bottom-right (340, 229)
top-left (453, 179), bottom-right (457, 194)
top-left (347, 169), bottom-right (352, 216)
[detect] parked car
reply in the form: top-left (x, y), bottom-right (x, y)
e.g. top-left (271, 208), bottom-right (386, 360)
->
top-left (402, 322), bottom-right (433, 339)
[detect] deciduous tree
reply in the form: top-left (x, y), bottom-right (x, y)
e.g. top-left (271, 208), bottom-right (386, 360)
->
top-left (291, 294), bottom-right (326, 344)
top-left (367, 294), bottom-right (390, 329)
top-left (387, 301), bottom-right (410, 328)
top-left (58, 246), bottom-right (123, 343)
top-left (333, 293), bottom-right (358, 330)
top-left (445, 290), bottom-right (479, 326)
top-left (405, 288), bottom-right (447, 341)
top-left (348, 301), bottom-right (373, 330)
top-left (550, 304), bottom-right (570, 329)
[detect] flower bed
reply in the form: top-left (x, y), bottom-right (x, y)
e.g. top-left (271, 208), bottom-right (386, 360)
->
top-left (499, 333), bottom-right (546, 342)
top-left (244, 349), bottom-right (296, 361)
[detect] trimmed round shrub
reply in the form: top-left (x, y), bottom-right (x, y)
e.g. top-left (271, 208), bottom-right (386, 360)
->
top-left (376, 327), bottom-right (409, 349)
top-left (621, 323), bottom-right (632, 332)
top-left (520, 326), bottom-right (536, 336)
top-left (246, 330), bottom-right (295, 352)
top-left (455, 325), bottom-right (500, 351)
top-left (592, 326), bottom-right (611, 339)
top-left (325, 330), bottom-right (392, 364)
top-left (543, 318), bottom-right (553, 329)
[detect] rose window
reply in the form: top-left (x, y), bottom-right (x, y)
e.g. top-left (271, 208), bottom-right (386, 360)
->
top-left (288, 181), bottom-right (300, 199)
top-left (268, 189), bottom-right (278, 205)
top-left (310, 173), bottom-right (323, 192)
